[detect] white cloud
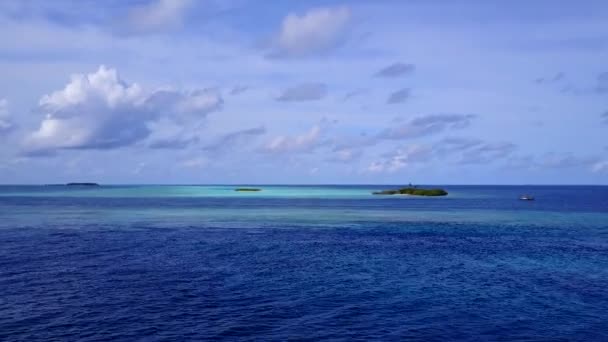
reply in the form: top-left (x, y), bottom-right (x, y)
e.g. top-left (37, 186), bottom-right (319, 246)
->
top-left (38, 66), bottom-right (145, 113)
top-left (128, 0), bottom-right (193, 33)
top-left (263, 125), bottom-right (322, 153)
top-left (271, 6), bottom-right (351, 57)
top-left (23, 65), bottom-right (222, 154)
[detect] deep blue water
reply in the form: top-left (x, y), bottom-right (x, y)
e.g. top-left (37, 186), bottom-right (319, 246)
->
top-left (1, 185), bottom-right (607, 341)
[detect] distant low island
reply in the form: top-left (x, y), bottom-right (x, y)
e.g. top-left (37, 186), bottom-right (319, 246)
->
top-left (373, 187), bottom-right (448, 196)
top-left (66, 183), bottom-right (100, 186)
top-left (235, 188), bottom-right (262, 192)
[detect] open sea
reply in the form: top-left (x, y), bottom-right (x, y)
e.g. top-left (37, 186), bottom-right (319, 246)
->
top-left (1, 185), bottom-right (607, 341)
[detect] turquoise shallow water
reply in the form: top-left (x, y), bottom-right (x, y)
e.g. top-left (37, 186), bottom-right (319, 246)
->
top-left (0, 185), bottom-right (381, 198)
top-left (1, 185), bottom-right (607, 340)
top-left (1, 184), bottom-right (607, 228)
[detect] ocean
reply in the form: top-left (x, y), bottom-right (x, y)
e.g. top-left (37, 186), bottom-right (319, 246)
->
top-left (1, 185), bottom-right (607, 341)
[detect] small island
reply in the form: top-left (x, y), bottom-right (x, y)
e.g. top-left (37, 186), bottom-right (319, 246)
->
top-left (66, 183), bottom-right (100, 186)
top-left (372, 187), bottom-right (447, 196)
top-left (235, 188), bottom-right (262, 192)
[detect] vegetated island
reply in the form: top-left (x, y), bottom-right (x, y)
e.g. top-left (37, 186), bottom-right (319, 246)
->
top-left (372, 186), bottom-right (448, 196)
top-left (66, 183), bottom-right (100, 186)
top-left (235, 188), bottom-right (262, 192)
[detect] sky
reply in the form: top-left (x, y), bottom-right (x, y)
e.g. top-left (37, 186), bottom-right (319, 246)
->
top-left (0, 0), bottom-right (607, 184)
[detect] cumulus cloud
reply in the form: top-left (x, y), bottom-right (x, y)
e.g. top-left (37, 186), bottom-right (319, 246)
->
top-left (128, 0), bottom-right (193, 33)
top-left (387, 88), bottom-right (410, 104)
top-left (375, 63), bottom-right (415, 78)
top-left (0, 98), bottom-right (13, 133)
top-left (23, 65), bottom-right (222, 155)
top-left (367, 145), bottom-right (433, 173)
top-left (263, 125), bottom-right (323, 153)
top-left (270, 6), bottom-right (351, 58)
top-left (277, 83), bottom-right (327, 102)
top-left (379, 114), bottom-right (475, 140)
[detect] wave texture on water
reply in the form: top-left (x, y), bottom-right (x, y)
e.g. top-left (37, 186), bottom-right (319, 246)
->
top-left (1, 185), bottom-right (607, 341)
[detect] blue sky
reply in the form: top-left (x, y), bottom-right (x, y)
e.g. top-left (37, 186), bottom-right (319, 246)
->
top-left (0, 0), bottom-right (607, 184)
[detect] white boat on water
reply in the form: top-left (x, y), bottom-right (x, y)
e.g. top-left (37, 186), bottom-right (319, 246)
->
top-left (519, 195), bottom-right (534, 201)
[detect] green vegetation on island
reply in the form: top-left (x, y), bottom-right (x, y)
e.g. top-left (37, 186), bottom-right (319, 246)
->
top-left (235, 188), bottom-right (262, 192)
top-left (372, 187), bottom-right (448, 196)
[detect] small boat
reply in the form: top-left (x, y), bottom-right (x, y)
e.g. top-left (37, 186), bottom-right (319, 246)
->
top-left (519, 195), bottom-right (534, 201)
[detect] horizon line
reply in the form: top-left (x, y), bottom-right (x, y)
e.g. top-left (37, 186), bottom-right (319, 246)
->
top-left (1, 183), bottom-right (607, 187)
